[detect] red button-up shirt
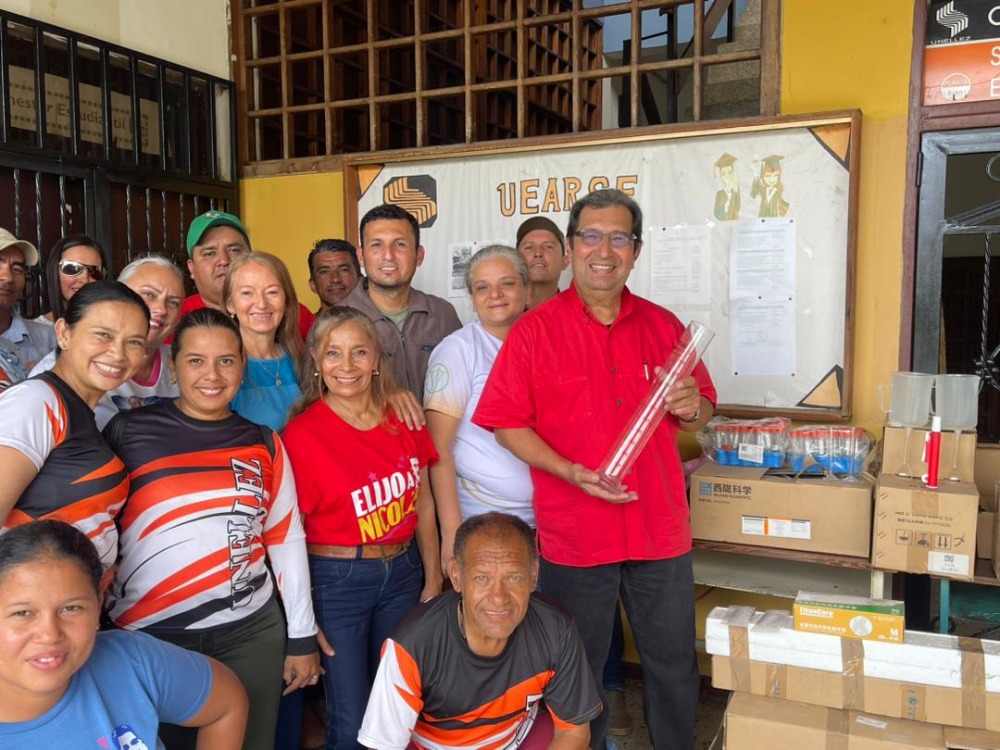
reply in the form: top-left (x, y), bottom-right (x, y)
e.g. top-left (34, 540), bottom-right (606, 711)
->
top-left (473, 284), bottom-right (717, 567)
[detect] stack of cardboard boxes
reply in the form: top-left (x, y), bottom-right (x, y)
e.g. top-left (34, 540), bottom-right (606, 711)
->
top-left (706, 603), bottom-right (1000, 748)
top-left (693, 426), bottom-right (1000, 748)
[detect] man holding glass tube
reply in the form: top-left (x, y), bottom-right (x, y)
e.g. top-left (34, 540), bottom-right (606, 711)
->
top-left (474, 189), bottom-right (716, 750)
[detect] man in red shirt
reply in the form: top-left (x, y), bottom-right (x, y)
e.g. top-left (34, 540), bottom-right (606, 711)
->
top-left (474, 189), bottom-right (716, 750)
top-left (181, 210), bottom-right (314, 341)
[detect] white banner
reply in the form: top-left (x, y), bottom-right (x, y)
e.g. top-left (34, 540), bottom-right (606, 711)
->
top-left (354, 121), bottom-right (853, 411)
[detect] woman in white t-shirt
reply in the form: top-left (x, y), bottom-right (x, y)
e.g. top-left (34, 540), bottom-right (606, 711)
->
top-left (424, 245), bottom-right (534, 570)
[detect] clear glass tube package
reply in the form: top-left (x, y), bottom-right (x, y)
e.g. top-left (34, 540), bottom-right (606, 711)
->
top-left (596, 321), bottom-right (715, 493)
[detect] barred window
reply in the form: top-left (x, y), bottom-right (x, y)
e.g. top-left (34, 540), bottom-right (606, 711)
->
top-left (234, 0), bottom-right (778, 171)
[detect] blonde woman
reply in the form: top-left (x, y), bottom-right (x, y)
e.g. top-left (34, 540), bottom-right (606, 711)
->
top-left (223, 251), bottom-right (304, 431)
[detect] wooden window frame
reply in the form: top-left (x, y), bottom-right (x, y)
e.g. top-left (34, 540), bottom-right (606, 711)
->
top-left (233, 0), bottom-right (780, 176)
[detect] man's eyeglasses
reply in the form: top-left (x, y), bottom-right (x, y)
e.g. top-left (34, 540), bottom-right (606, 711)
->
top-left (570, 229), bottom-right (638, 250)
top-left (59, 259), bottom-right (105, 280)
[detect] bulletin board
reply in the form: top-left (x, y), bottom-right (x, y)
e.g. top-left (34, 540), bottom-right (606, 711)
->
top-left (344, 111), bottom-right (861, 419)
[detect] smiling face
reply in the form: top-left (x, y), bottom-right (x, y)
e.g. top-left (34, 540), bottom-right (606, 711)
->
top-left (186, 226), bottom-right (249, 307)
top-left (123, 264), bottom-right (184, 350)
top-left (449, 530), bottom-right (538, 657)
top-left (517, 229), bottom-right (567, 286)
top-left (317, 320), bottom-right (379, 404)
top-left (0, 246), bottom-right (26, 313)
top-left (226, 261), bottom-right (286, 339)
top-left (58, 245), bottom-right (104, 306)
top-left (310, 250), bottom-right (359, 309)
top-left (53, 301), bottom-right (149, 406)
top-left (359, 218), bottom-right (424, 291)
top-left (568, 204), bottom-right (640, 303)
top-left (470, 255), bottom-right (526, 335)
top-left (170, 325), bottom-right (244, 421)
top-left (0, 558), bottom-right (100, 721)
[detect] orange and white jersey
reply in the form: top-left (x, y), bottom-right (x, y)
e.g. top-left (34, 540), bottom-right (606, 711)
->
top-left (104, 401), bottom-right (316, 649)
top-left (359, 591), bottom-right (600, 750)
top-left (0, 372), bottom-right (128, 567)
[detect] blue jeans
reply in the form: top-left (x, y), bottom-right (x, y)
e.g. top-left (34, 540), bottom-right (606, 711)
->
top-left (540, 553), bottom-right (699, 750)
top-left (310, 544), bottom-right (424, 750)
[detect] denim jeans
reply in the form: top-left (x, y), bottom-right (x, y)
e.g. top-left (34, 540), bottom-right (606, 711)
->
top-left (540, 553), bottom-right (699, 750)
top-left (310, 544), bottom-right (424, 750)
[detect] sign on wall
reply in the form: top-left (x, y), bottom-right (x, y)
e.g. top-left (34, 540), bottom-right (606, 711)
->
top-left (924, 0), bottom-right (1000, 105)
top-left (7, 65), bottom-right (160, 154)
top-left (345, 112), bottom-right (861, 418)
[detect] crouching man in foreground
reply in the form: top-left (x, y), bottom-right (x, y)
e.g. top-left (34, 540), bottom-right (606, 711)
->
top-left (359, 512), bottom-right (600, 749)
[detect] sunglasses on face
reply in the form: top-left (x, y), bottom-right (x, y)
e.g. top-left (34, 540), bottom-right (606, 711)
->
top-left (58, 259), bottom-right (105, 280)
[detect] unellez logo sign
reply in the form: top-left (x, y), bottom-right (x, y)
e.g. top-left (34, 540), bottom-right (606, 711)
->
top-left (383, 175), bottom-right (438, 228)
top-left (936, 1), bottom-right (970, 37)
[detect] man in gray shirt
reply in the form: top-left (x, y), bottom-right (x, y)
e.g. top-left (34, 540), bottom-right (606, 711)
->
top-left (343, 204), bottom-right (461, 396)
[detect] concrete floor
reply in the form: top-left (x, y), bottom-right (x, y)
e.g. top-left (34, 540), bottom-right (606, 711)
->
top-left (611, 676), bottom-right (727, 750)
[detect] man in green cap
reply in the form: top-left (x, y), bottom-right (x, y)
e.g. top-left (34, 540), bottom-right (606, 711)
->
top-left (180, 210), bottom-right (315, 341)
top-left (180, 210), bottom-right (251, 318)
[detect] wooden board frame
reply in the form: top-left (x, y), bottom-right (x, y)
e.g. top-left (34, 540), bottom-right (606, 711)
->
top-left (344, 110), bottom-right (862, 420)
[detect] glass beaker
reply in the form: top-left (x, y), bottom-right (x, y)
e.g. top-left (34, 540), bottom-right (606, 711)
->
top-left (935, 373), bottom-right (981, 481)
top-left (877, 372), bottom-right (933, 477)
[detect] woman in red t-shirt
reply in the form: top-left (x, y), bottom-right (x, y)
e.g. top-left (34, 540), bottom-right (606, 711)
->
top-left (283, 306), bottom-right (442, 750)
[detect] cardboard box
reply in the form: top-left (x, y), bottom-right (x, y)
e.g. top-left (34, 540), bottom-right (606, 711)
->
top-left (975, 444), bottom-right (1000, 512)
top-left (713, 655), bottom-right (1000, 731)
top-left (872, 475), bottom-right (979, 580)
top-left (882, 426), bottom-right (976, 483)
top-left (978, 512), bottom-right (995, 560)
top-left (793, 591), bottom-right (904, 643)
top-left (723, 692), bottom-right (945, 749)
top-left (945, 726), bottom-right (1000, 749)
top-left (690, 465), bottom-right (874, 557)
top-left (707, 605), bottom-right (1000, 731)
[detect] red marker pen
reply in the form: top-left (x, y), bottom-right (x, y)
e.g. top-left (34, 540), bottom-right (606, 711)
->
top-left (923, 415), bottom-right (942, 489)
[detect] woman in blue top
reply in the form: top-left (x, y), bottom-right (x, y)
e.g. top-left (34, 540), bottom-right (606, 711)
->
top-left (0, 520), bottom-right (248, 747)
top-left (223, 252), bottom-right (305, 431)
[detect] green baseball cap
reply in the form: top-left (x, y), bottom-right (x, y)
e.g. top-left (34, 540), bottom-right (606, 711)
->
top-left (186, 210), bottom-right (249, 256)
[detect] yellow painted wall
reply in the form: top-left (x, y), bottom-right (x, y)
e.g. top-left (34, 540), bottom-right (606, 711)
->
top-left (240, 172), bottom-right (347, 312)
top-left (781, 0), bottom-right (913, 433)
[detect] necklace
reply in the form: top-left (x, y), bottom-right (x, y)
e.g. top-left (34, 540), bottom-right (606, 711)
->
top-left (252, 355), bottom-right (283, 387)
top-left (457, 600), bottom-right (467, 641)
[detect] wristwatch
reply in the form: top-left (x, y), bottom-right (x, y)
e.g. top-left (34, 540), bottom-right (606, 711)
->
top-left (678, 407), bottom-right (701, 424)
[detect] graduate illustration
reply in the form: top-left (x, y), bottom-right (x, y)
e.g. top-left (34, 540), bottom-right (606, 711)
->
top-left (713, 152), bottom-right (741, 221)
top-left (750, 154), bottom-right (790, 218)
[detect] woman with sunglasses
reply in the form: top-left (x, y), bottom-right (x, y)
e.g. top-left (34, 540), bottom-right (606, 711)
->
top-left (0, 520), bottom-right (249, 747)
top-left (103, 308), bottom-right (326, 750)
top-left (0, 280), bottom-right (149, 568)
top-left (32, 255), bottom-right (186, 428)
top-left (40, 235), bottom-right (106, 322)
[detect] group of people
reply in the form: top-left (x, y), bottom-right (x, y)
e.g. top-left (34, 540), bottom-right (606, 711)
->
top-left (0, 187), bottom-right (716, 750)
